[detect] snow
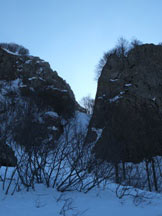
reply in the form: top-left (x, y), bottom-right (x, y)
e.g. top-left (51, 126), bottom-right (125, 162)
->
top-left (29, 87), bottom-right (35, 91)
top-left (19, 84), bottom-right (27, 87)
top-left (110, 79), bottom-right (119, 82)
top-left (45, 111), bottom-right (59, 118)
top-left (92, 127), bottom-right (103, 141)
top-left (125, 83), bottom-right (132, 87)
top-left (74, 111), bottom-right (90, 130)
top-left (109, 91), bottom-right (125, 103)
top-left (98, 94), bottom-right (106, 100)
top-left (38, 77), bottom-right (45, 81)
top-left (28, 77), bottom-right (45, 81)
top-left (120, 91), bottom-right (125, 95)
top-left (47, 86), bottom-right (68, 92)
top-left (0, 78), bottom-right (26, 92)
top-left (2, 48), bottom-right (20, 56)
top-left (28, 77), bottom-right (37, 81)
top-left (59, 111), bottom-right (90, 145)
top-left (11, 79), bottom-right (21, 88)
top-left (38, 67), bottom-right (43, 73)
top-left (1, 181), bottom-right (162, 216)
top-left (36, 60), bottom-right (44, 64)
top-left (61, 89), bottom-right (68, 92)
top-left (2, 78), bottom-right (24, 91)
top-left (25, 59), bottom-right (32, 64)
top-left (49, 126), bottom-right (58, 131)
top-left (35, 59), bottom-right (47, 64)
top-left (109, 95), bottom-right (121, 103)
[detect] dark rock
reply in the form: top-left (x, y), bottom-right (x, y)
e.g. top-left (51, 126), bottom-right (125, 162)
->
top-left (0, 144), bottom-right (17, 167)
top-left (0, 46), bottom-right (79, 154)
top-left (86, 44), bottom-right (162, 163)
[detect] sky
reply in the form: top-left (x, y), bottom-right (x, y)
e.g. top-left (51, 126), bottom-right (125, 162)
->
top-left (1, 0), bottom-right (162, 102)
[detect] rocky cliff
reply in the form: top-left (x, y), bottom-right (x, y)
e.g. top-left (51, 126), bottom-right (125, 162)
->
top-left (86, 44), bottom-right (162, 163)
top-left (0, 45), bottom-right (79, 166)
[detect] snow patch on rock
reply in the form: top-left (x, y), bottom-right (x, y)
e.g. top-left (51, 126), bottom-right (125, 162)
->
top-left (45, 111), bottom-right (59, 118)
top-left (92, 127), bottom-right (103, 141)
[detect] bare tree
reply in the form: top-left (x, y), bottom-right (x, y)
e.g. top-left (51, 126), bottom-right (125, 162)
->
top-left (95, 37), bottom-right (130, 80)
top-left (80, 95), bottom-right (94, 115)
top-left (95, 49), bottom-right (116, 80)
top-left (130, 38), bottom-right (142, 48)
top-left (115, 37), bottom-right (129, 57)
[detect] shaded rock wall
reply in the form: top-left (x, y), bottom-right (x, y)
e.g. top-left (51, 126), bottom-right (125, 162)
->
top-left (86, 44), bottom-right (162, 163)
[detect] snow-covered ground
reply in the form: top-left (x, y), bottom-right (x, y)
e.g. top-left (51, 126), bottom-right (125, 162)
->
top-left (1, 182), bottom-right (162, 216)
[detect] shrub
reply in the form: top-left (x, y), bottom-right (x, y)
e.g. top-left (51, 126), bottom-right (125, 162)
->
top-left (0, 42), bottom-right (29, 55)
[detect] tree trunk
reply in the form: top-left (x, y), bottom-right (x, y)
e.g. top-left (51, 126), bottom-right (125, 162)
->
top-left (145, 160), bottom-right (152, 192)
top-left (115, 163), bottom-right (119, 184)
top-left (151, 158), bottom-right (158, 192)
top-left (122, 161), bottom-right (126, 180)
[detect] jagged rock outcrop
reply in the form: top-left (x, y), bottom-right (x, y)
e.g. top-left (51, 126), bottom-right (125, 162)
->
top-left (0, 46), bottom-right (79, 166)
top-left (86, 44), bottom-right (162, 163)
top-left (0, 47), bottom-right (77, 116)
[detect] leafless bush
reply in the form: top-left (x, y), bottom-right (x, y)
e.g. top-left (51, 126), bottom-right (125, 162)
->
top-left (57, 193), bottom-right (88, 216)
top-left (115, 184), bottom-right (153, 206)
top-left (9, 116), bottom-right (114, 194)
top-left (0, 117), bottom-right (102, 193)
top-left (95, 49), bottom-right (115, 80)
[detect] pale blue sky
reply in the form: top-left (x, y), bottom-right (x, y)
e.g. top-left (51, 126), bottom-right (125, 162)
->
top-left (1, 0), bottom-right (162, 101)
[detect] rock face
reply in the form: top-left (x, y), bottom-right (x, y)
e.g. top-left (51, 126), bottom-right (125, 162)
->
top-left (0, 47), bottom-right (77, 117)
top-left (0, 144), bottom-right (17, 167)
top-left (86, 44), bottom-right (162, 163)
top-left (0, 46), bottom-right (78, 166)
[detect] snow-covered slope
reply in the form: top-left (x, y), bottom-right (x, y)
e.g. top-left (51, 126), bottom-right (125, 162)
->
top-left (1, 182), bottom-right (162, 216)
